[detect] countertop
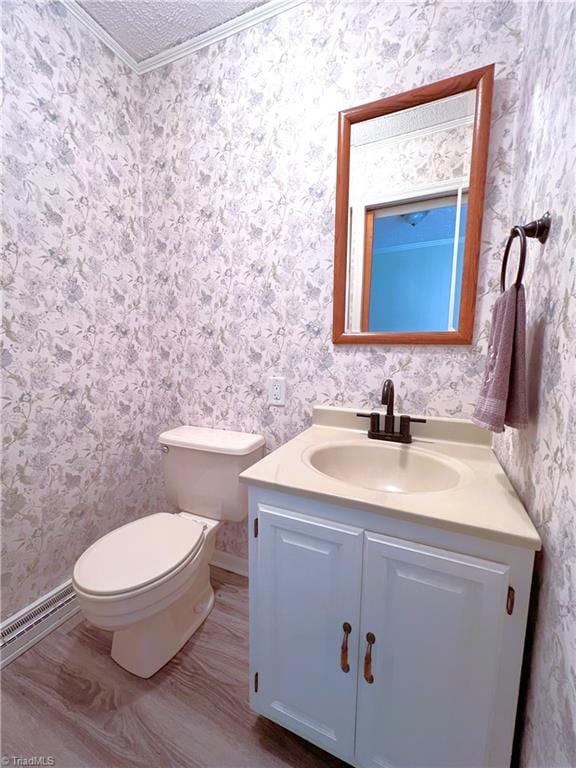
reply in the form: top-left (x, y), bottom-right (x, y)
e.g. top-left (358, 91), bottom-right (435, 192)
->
top-left (239, 407), bottom-right (542, 551)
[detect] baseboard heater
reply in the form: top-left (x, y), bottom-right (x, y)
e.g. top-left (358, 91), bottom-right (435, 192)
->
top-left (0, 580), bottom-right (80, 669)
top-left (0, 552), bottom-right (248, 669)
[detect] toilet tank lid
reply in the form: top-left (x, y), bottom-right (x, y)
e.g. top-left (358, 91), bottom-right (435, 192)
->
top-left (159, 426), bottom-right (265, 455)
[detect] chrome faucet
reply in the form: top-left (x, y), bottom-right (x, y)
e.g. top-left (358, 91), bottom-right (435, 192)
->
top-left (357, 378), bottom-right (426, 444)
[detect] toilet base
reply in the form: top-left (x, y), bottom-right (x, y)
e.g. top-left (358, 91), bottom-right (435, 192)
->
top-left (110, 564), bottom-right (215, 678)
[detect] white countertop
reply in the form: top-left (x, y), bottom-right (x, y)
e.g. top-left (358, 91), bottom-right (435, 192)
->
top-left (240, 407), bottom-right (541, 551)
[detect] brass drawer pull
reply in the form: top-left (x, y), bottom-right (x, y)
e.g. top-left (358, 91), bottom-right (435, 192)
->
top-left (364, 632), bottom-right (375, 683)
top-left (340, 622), bottom-right (352, 673)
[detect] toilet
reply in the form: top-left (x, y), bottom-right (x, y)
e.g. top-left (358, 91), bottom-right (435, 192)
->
top-left (72, 426), bottom-right (264, 678)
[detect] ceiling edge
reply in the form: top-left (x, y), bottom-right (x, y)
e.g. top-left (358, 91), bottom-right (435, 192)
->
top-left (60, 0), bottom-right (140, 72)
top-left (60, 0), bottom-right (308, 76)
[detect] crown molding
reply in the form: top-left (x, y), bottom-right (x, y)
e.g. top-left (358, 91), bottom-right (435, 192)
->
top-left (137, 0), bottom-right (307, 74)
top-left (61, 0), bottom-right (307, 76)
top-left (60, 0), bottom-right (140, 73)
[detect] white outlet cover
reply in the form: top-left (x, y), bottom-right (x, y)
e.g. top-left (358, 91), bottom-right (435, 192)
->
top-left (268, 376), bottom-right (286, 406)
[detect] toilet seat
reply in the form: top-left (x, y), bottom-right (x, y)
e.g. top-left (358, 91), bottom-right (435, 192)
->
top-left (73, 513), bottom-right (205, 596)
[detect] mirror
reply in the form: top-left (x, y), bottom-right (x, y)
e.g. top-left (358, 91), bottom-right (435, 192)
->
top-left (333, 66), bottom-right (494, 345)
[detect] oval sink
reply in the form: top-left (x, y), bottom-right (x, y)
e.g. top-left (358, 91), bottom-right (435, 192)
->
top-left (304, 441), bottom-right (467, 494)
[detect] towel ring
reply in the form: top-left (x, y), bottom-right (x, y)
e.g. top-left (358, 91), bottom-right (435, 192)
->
top-left (500, 226), bottom-right (527, 293)
top-left (500, 211), bottom-right (551, 293)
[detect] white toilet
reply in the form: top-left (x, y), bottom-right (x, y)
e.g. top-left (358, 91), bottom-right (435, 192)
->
top-left (72, 426), bottom-right (264, 678)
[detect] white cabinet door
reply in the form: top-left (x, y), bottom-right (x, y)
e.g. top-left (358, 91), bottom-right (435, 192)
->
top-left (252, 504), bottom-right (363, 763)
top-left (356, 532), bottom-right (510, 768)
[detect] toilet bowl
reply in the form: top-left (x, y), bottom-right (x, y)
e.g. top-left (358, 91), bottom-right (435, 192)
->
top-left (72, 426), bottom-right (265, 678)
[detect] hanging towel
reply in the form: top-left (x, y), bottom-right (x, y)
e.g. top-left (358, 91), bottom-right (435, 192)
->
top-left (505, 285), bottom-right (528, 428)
top-left (472, 284), bottom-right (528, 432)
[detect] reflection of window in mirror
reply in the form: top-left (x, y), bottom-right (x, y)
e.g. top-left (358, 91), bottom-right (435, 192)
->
top-left (361, 191), bottom-right (468, 333)
top-left (346, 90), bottom-right (476, 333)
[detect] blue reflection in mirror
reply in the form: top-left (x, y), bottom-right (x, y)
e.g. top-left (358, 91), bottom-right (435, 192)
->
top-left (367, 198), bottom-right (467, 332)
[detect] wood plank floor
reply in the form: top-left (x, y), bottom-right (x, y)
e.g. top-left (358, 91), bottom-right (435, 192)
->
top-left (2, 567), bottom-right (349, 768)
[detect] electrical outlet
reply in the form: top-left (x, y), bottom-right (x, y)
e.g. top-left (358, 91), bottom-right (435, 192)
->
top-left (267, 376), bottom-right (286, 406)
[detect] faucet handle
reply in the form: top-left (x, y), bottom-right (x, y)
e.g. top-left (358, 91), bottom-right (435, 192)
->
top-left (356, 412), bottom-right (381, 434)
top-left (399, 415), bottom-right (426, 440)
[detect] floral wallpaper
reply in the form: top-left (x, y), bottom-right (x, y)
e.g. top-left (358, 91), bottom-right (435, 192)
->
top-left (139, 0), bottom-right (523, 557)
top-left (0, 0), bottom-right (165, 619)
top-left (493, 1), bottom-right (576, 765)
top-left (2, 2), bottom-right (524, 618)
top-left (1, 0), bottom-right (574, 765)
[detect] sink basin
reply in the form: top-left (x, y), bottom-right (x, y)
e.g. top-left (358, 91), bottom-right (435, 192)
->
top-left (303, 440), bottom-right (467, 494)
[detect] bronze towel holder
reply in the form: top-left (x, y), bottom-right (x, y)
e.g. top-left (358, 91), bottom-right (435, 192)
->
top-left (500, 212), bottom-right (551, 292)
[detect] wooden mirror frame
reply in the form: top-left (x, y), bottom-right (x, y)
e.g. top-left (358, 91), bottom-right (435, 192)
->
top-left (332, 64), bottom-right (495, 345)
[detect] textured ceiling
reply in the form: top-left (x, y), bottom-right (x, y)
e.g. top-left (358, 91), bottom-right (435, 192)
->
top-left (79, 0), bottom-right (266, 63)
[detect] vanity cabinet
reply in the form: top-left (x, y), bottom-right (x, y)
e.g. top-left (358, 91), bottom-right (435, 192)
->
top-left (252, 506), bottom-right (363, 761)
top-left (249, 491), bottom-right (534, 768)
top-left (356, 532), bottom-right (510, 768)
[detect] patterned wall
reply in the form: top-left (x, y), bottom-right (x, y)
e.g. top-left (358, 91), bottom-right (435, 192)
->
top-left (1, 1), bottom-right (574, 765)
top-left (493, 2), bottom-right (576, 765)
top-left (139, 0), bottom-right (523, 557)
top-left (1, 1), bottom-right (524, 614)
top-left (1, 1), bottom-right (164, 619)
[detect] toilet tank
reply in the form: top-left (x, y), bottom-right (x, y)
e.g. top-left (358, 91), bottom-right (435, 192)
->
top-left (158, 426), bottom-right (265, 522)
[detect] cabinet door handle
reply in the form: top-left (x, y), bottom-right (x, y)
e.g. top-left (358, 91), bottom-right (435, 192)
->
top-left (340, 622), bottom-right (352, 673)
top-left (364, 632), bottom-right (375, 684)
